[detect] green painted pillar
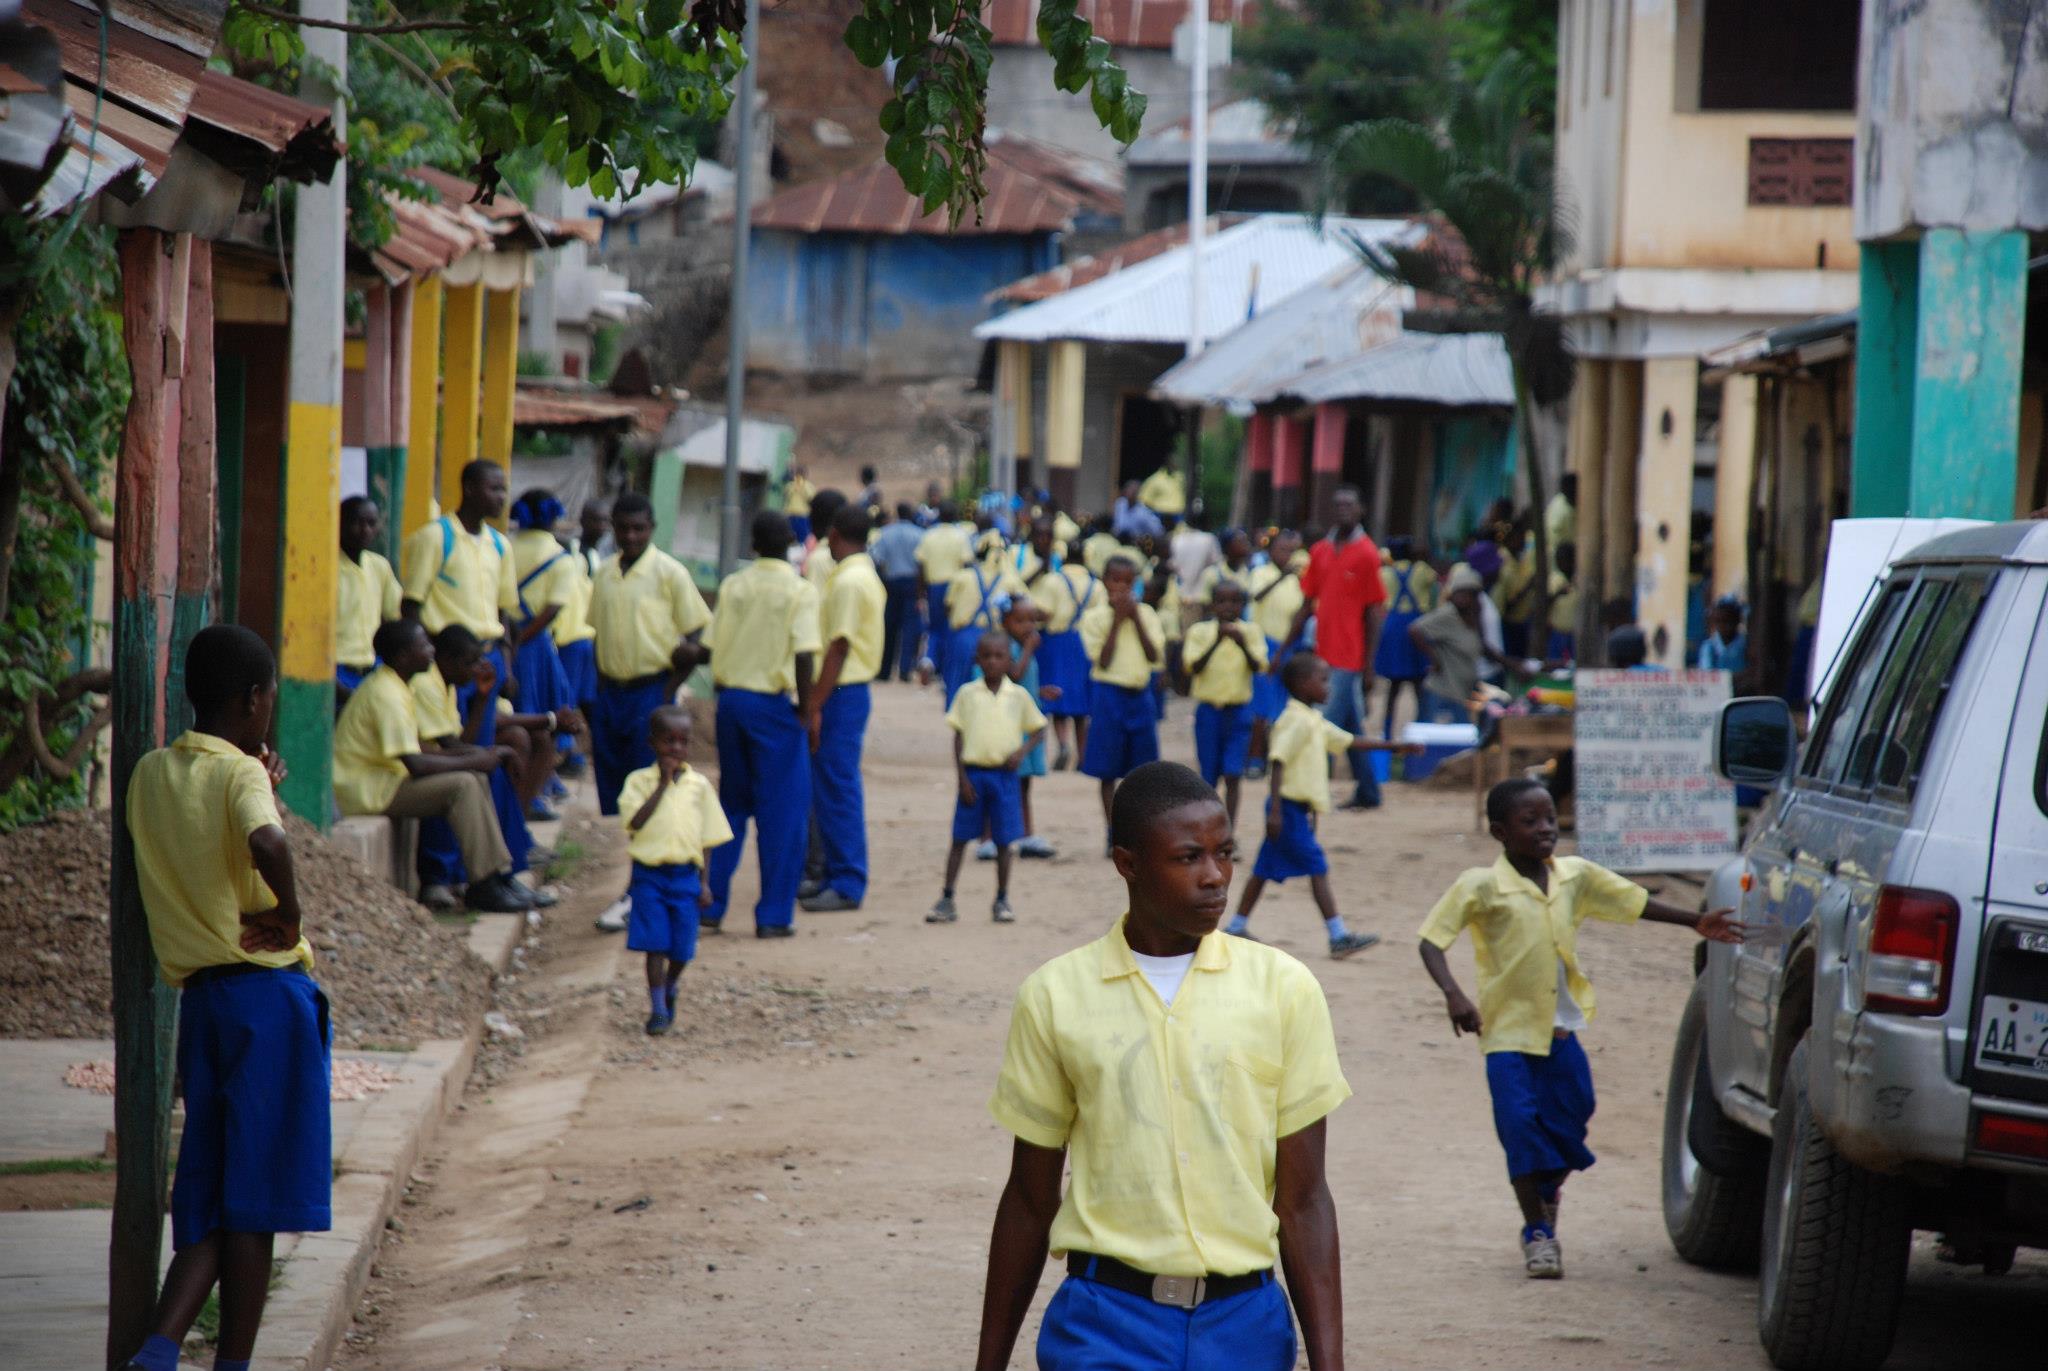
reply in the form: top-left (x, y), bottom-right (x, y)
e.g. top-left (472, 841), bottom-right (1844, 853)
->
top-left (365, 444), bottom-right (407, 564)
top-left (1850, 240), bottom-right (1917, 518)
top-left (1907, 228), bottom-right (2028, 520)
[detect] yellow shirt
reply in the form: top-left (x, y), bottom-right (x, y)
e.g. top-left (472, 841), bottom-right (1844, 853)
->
top-left (822, 551), bottom-right (887, 686)
top-left (707, 556), bottom-right (823, 696)
top-left (1081, 531), bottom-right (1124, 576)
top-left (945, 564), bottom-right (1027, 632)
top-left (1138, 467), bottom-right (1187, 516)
top-left (1193, 561), bottom-right (1256, 609)
top-left (990, 918), bottom-right (1350, 1277)
top-left (1380, 559), bottom-right (1439, 615)
top-left (1547, 570), bottom-right (1577, 635)
top-left (590, 547), bottom-right (713, 681)
top-left (1025, 560), bottom-right (1075, 632)
top-left (1078, 601), bottom-right (1165, 688)
top-left (332, 665), bottom-right (422, 816)
top-left (510, 529), bottom-right (579, 630)
top-left (785, 474), bottom-right (814, 517)
top-left (1267, 698), bottom-right (1354, 813)
top-left (552, 554), bottom-right (597, 645)
top-left (1249, 563), bottom-right (1305, 644)
top-left (1046, 564), bottom-right (1102, 635)
top-left (1154, 576), bottom-right (1183, 644)
top-left (409, 663), bottom-right (465, 741)
top-left (803, 544), bottom-right (835, 590)
top-left (1183, 620), bottom-right (1268, 706)
top-left (1545, 491), bottom-right (1576, 552)
top-left (1053, 512), bottom-right (1081, 545)
top-left (1418, 854), bottom-right (1650, 1056)
top-left (400, 515), bottom-right (518, 640)
top-left (618, 763), bottom-right (734, 867)
top-left (336, 550), bottom-right (401, 669)
top-left (946, 674), bottom-right (1049, 767)
top-left (915, 522), bottom-right (971, 587)
top-left (126, 731), bottom-right (310, 987)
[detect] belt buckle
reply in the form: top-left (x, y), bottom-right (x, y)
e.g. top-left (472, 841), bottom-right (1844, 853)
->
top-left (1149, 1273), bottom-right (1205, 1309)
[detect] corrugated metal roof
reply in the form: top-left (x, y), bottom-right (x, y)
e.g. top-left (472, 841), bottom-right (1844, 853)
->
top-left (1288, 330), bottom-right (1514, 409)
top-left (983, 0), bottom-right (1256, 49)
top-left (185, 69), bottom-right (339, 186)
top-left (752, 133), bottom-right (1121, 236)
top-left (974, 214), bottom-right (1412, 346)
top-left (513, 384), bottom-right (676, 438)
top-left (1150, 258), bottom-right (1409, 406)
top-left (991, 215), bottom-right (1252, 304)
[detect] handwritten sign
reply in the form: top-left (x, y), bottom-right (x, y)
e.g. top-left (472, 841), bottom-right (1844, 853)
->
top-left (1574, 670), bottom-right (1738, 872)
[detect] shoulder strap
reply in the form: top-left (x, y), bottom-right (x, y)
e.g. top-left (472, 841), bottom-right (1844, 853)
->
top-left (434, 516), bottom-right (458, 586)
top-left (517, 549), bottom-right (568, 620)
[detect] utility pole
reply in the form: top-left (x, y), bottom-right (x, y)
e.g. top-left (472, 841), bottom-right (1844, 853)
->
top-left (1182, 5), bottom-right (1210, 510)
top-left (719, 0), bottom-right (761, 576)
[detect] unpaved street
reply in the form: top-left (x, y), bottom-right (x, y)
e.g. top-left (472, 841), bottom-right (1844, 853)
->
top-left (336, 684), bottom-right (2046, 1370)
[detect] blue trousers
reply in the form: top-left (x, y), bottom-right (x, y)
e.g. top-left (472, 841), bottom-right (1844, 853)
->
top-left (705, 687), bottom-right (809, 929)
top-left (882, 575), bottom-right (923, 681)
top-left (1322, 666), bottom-right (1381, 806)
top-left (592, 675), bottom-right (668, 816)
top-left (1037, 1269), bottom-right (1295, 1371)
top-left (811, 683), bottom-right (870, 901)
top-left (925, 583), bottom-right (951, 676)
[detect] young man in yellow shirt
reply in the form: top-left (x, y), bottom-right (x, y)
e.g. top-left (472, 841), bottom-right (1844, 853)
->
top-left (336, 495), bottom-right (401, 703)
top-left (621, 705), bottom-right (733, 1035)
top-left (119, 626), bottom-right (322, 1371)
top-left (701, 509), bottom-right (821, 937)
top-left (976, 761), bottom-right (1350, 1371)
top-left (1180, 581), bottom-right (1267, 829)
top-left (802, 504), bottom-right (887, 914)
top-left (1077, 556), bottom-right (1164, 853)
top-left (1418, 777), bottom-right (1744, 1278)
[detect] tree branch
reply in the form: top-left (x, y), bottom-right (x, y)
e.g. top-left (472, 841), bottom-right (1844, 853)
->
top-left (234, 1), bottom-right (476, 35)
top-left (49, 455), bottom-right (115, 541)
top-left (23, 692), bottom-right (112, 781)
top-left (0, 668), bottom-right (114, 789)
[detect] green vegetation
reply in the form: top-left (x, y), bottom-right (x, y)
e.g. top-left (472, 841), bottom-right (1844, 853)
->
top-left (544, 837), bottom-right (587, 884)
top-left (0, 1155), bottom-right (114, 1177)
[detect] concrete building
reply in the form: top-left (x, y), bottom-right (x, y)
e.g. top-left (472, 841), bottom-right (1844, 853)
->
top-left (1122, 97), bottom-right (1316, 234)
top-left (1542, 0), bottom-right (1863, 665)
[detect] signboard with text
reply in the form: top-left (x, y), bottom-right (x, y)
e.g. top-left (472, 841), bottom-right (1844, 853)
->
top-left (1574, 670), bottom-right (1738, 873)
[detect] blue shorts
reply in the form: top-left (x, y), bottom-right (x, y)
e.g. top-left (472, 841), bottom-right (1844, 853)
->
top-left (1080, 682), bottom-right (1160, 781)
top-left (953, 766), bottom-right (1023, 848)
top-left (557, 637), bottom-right (598, 708)
top-left (789, 514), bottom-right (811, 544)
top-left (626, 861), bottom-right (702, 964)
top-left (336, 662), bottom-right (371, 693)
top-left (171, 966), bottom-right (332, 1249)
top-left (1251, 798), bottom-right (1327, 881)
top-left (1486, 1032), bottom-right (1598, 1181)
top-left (1038, 1266), bottom-right (1295, 1371)
top-left (1250, 639), bottom-right (1291, 722)
top-left (1193, 701), bottom-right (1253, 785)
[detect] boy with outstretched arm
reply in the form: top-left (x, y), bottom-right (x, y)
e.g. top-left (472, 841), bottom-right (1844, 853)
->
top-left (119, 625), bottom-right (326, 1371)
top-left (977, 761), bottom-right (1350, 1371)
top-left (935, 630), bottom-right (1049, 925)
top-left (1077, 555), bottom-right (1164, 856)
top-left (1418, 777), bottom-right (1745, 1279)
top-left (1181, 579), bottom-right (1266, 828)
top-left (1229, 653), bottom-right (1412, 959)
top-left (621, 705), bottom-right (733, 1035)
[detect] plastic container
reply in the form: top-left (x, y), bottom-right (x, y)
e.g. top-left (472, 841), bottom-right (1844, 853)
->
top-left (1400, 721), bottom-right (1480, 781)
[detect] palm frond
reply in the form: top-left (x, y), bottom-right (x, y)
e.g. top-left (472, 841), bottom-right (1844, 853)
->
top-left (1327, 118), bottom-right (1458, 210)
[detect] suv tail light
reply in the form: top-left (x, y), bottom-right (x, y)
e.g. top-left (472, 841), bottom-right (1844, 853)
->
top-left (1863, 886), bottom-right (1960, 1015)
top-left (1975, 1112), bottom-right (2048, 1163)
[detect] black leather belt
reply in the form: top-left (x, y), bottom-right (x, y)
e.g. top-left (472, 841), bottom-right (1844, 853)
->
top-left (1065, 1252), bottom-right (1271, 1309)
top-left (600, 671), bottom-right (669, 691)
top-left (185, 961), bottom-right (308, 988)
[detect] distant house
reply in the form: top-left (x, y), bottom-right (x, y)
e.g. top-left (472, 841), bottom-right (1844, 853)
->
top-left (1123, 98), bottom-right (1315, 234)
top-left (747, 133), bottom-right (1122, 381)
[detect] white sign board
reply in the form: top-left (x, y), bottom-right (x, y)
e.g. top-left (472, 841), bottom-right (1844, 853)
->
top-left (1811, 518), bottom-right (1986, 712)
top-left (1574, 670), bottom-right (1738, 873)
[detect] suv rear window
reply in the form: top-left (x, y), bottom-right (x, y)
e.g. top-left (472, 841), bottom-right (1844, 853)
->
top-left (1804, 581), bottom-right (1909, 783)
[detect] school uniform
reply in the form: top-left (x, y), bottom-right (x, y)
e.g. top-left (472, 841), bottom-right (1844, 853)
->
top-left (1253, 699), bottom-right (1355, 882)
top-left (1152, 575), bottom-right (1183, 720)
top-left (1036, 563), bottom-right (1096, 719)
top-left (946, 675), bottom-right (1047, 848)
top-left (588, 546), bottom-right (712, 814)
top-left (551, 544), bottom-right (599, 767)
top-left (915, 521), bottom-right (971, 679)
top-left (1080, 530), bottom-right (1124, 577)
top-left (784, 473), bottom-right (815, 543)
top-left (127, 732), bottom-right (330, 1250)
top-left (1547, 570), bottom-right (1577, 661)
top-left (1418, 855), bottom-right (1650, 1182)
top-left (814, 550), bottom-right (886, 903)
top-left (1077, 600), bottom-right (1165, 780)
top-left (991, 918), bottom-right (1349, 1371)
top-left (1183, 620), bottom-right (1267, 787)
top-left (510, 528), bottom-right (579, 716)
top-left (942, 562), bottom-right (1027, 705)
top-left (1247, 559), bottom-right (1305, 724)
top-left (703, 556), bottom-right (822, 931)
top-left (1009, 636), bottom-right (1049, 777)
top-left (619, 763), bottom-right (733, 964)
top-left (335, 549), bottom-right (401, 690)
top-left (1192, 561), bottom-right (1256, 612)
top-left (405, 663), bottom-right (532, 884)
top-left (1373, 558), bottom-right (1438, 683)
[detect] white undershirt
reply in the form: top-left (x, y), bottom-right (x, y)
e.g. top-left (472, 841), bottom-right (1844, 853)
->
top-left (1554, 960), bottom-right (1589, 1032)
top-left (1132, 950), bottom-right (1198, 1007)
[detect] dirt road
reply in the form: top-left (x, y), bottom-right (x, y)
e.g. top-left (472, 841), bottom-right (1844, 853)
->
top-left (336, 684), bottom-right (2046, 1370)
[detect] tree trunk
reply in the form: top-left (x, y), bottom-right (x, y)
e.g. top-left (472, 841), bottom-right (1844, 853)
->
top-left (1512, 363), bottom-right (1552, 657)
top-left (0, 299), bottom-right (28, 621)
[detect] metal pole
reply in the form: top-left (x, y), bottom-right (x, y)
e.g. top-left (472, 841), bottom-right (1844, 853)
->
top-left (719, 0), bottom-right (761, 576)
top-left (1183, 9), bottom-right (1210, 508)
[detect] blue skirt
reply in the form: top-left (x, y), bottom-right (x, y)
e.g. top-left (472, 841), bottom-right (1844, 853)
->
top-left (1251, 637), bottom-right (1291, 722)
top-left (557, 637), bottom-right (598, 707)
top-left (1038, 628), bottom-right (1091, 718)
top-left (511, 628), bottom-right (575, 715)
top-left (1374, 609), bottom-right (1430, 681)
top-left (1252, 798), bottom-right (1327, 881)
top-left (1486, 1032), bottom-right (1598, 1180)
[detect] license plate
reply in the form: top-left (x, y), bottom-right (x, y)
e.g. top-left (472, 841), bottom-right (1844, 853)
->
top-left (1976, 997), bottom-right (2048, 1076)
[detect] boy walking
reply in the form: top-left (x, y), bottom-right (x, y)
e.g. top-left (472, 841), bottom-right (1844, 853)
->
top-left (622, 705), bottom-right (733, 1035)
top-left (976, 761), bottom-right (1350, 1371)
top-left (1181, 580), bottom-right (1266, 828)
top-left (934, 630), bottom-right (1049, 924)
top-left (803, 504), bottom-right (887, 914)
top-left (1418, 778), bottom-right (1744, 1278)
top-left (1078, 555), bottom-right (1164, 854)
top-left (119, 625), bottom-right (326, 1371)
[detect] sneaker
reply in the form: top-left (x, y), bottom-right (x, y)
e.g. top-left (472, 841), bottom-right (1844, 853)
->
top-left (466, 873), bottom-right (536, 913)
top-left (992, 896), bottom-right (1016, 923)
top-left (975, 840), bottom-right (998, 861)
top-left (800, 889), bottom-right (861, 913)
top-left (755, 924), bottom-right (796, 939)
top-left (1328, 931), bottom-right (1381, 959)
top-left (545, 775), bottom-right (570, 801)
top-left (645, 1012), bottom-right (674, 1037)
top-left (526, 845), bottom-right (559, 869)
top-left (1523, 1232), bottom-right (1563, 1279)
top-left (418, 883), bottom-right (458, 913)
top-left (557, 754), bottom-right (588, 778)
top-left (519, 878), bottom-right (559, 909)
top-left (1245, 758), bottom-right (1266, 780)
top-left (797, 878), bottom-right (827, 900)
top-left (698, 918), bottom-right (723, 934)
top-left (1052, 745), bottom-right (1072, 772)
top-left (1017, 834), bottom-right (1057, 859)
top-left (594, 895), bottom-right (631, 933)
top-left (526, 799), bottom-right (562, 823)
top-left (927, 895), bottom-right (958, 923)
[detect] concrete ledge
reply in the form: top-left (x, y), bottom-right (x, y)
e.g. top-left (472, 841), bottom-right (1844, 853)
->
top-left (328, 815), bottom-right (420, 896)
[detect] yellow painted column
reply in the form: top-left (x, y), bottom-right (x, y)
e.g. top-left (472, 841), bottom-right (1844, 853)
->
top-left (1000, 340), bottom-right (1034, 484)
top-left (403, 274), bottom-right (443, 537)
top-left (1636, 357), bottom-right (1699, 669)
top-left (440, 280), bottom-right (484, 515)
top-left (1045, 340), bottom-right (1084, 509)
top-left (481, 286), bottom-right (521, 509)
top-left (1712, 373), bottom-right (1759, 601)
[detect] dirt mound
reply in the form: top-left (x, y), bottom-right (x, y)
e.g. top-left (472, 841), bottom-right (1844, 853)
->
top-left (0, 808), bottom-right (492, 1048)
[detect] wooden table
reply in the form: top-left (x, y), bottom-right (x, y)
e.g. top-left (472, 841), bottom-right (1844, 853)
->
top-left (1472, 712), bottom-right (1576, 830)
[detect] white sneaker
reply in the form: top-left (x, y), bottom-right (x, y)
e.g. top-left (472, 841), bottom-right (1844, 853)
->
top-left (594, 895), bottom-right (631, 933)
top-left (1017, 835), bottom-right (1057, 859)
top-left (1523, 1233), bottom-right (1563, 1279)
top-left (975, 840), bottom-right (998, 861)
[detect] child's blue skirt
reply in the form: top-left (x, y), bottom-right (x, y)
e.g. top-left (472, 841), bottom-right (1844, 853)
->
top-left (1374, 608), bottom-right (1430, 681)
top-left (1251, 798), bottom-right (1327, 881)
top-left (511, 627), bottom-right (574, 715)
top-left (944, 624), bottom-right (987, 705)
top-left (557, 636), bottom-right (598, 707)
top-left (1038, 628), bottom-right (1090, 718)
top-left (1486, 1032), bottom-right (1598, 1180)
top-left (1251, 637), bottom-right (1291, 722)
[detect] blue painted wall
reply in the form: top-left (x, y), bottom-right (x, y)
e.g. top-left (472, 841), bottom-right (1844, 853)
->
top-left (748, 229), bottom-right (1057, 379)
top-left (1428, 414), bottom-right (1517, 555)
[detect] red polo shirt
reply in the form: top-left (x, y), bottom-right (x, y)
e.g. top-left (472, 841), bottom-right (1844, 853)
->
top-left (1300, 529), bottom-right (1387, 672)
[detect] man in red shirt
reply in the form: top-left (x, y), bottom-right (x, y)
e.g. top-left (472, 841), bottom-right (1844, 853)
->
top-left (1285, 486), bottom-right (1387, 808)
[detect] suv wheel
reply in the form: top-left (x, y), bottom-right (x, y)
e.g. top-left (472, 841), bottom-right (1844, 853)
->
top-left (1662, 978), bottom-right (1766, 1269)
top-left (1757, 1036), bottom-right (1912, 1371)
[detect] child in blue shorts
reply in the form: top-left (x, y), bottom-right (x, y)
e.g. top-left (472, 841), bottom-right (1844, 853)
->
top-left (934, 630), bottom-right (1048, 925)
top-left (1417, 777), bottom-right (1745, 1278)
top-left (1077, 556), bottom-right (1165, 856)
top-left (120, 624), bottom-right (325, 1371)
top-left (1179, 580), bottom-right (1266, 829)
top-left (621, 705), bottom-right (733, 1035)
top-left (1229, 653), bottom-right (1412, 960)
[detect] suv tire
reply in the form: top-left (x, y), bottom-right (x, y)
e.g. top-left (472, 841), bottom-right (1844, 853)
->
top-left (1662, 978), bottom-right (1766, 1269)
top-left (1757, 1036), bottom-right (1911, 1371)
